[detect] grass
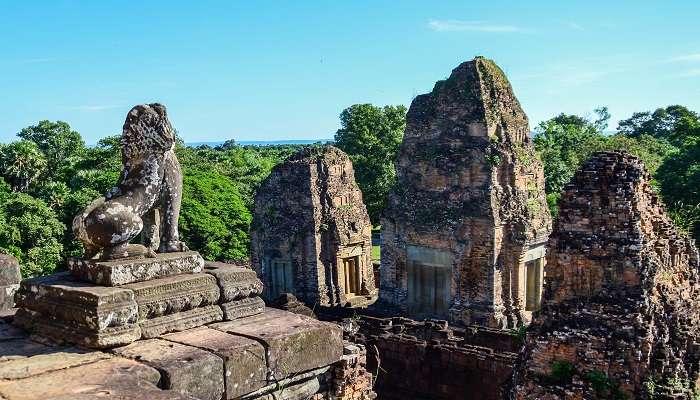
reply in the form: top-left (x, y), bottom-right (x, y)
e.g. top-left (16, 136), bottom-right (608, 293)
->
top-left (372, 245), bottom-right (381, 261)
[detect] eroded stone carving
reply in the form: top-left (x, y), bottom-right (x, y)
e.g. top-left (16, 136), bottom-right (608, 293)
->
top-left (379, 57), bottom-right (552, 328)
top-left (73, 103), bottom-right (188, 260)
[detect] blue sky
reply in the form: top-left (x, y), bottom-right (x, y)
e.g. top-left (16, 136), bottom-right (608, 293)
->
top-left (1, 1), bottom-right (699, 144)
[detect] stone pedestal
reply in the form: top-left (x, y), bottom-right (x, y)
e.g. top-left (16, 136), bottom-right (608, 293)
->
top-left (14, 253), bottom-right (266, 349)
top-left (68, 251), bottom-right (204, 286)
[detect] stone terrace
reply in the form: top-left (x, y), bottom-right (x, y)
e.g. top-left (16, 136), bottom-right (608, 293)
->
top-left (0, 307), bottom-right (375, 400)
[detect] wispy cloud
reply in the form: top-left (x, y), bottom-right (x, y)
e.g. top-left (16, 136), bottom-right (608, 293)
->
top-left (669, 53), bottom-right (700, 62)
top-left (564, 21), bottom-right (583, 31)
top-left (678, 69), bottom-right (700, 78)
top-left (69, 105), bottom-right (122, 112)
top-left (427, 19), bottom-right (522, 33)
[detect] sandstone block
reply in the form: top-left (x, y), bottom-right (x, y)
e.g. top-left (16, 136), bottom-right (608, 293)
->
top-left (0, 338), bottom-right (52, 361)
top-left (211, 308), bottom-right (343, 379)
top-left (0, 357), bottom-right (196, 400)
top-left (164, 326), bottom-right (267, 398)
top-left (123, 273), bottom-right (220, 320)
top-left (0, 254), bottom-right (21, 286)
top-left (0, 347), bottom-right (111, 380)
top-left (139, 305), bottom-right (223, 339)
top-left (220, 296), bottom-right (265, 321)
top-left (15, 272), bottom-right (138, 331)
top-left (68, 251), bottom-right (204, 286)
top-left (204, 261), bottom-right (263, 301)
top-left (113, 338), bottom-right (225, 400)
top-left (14, 308), bottom-right (142, 349)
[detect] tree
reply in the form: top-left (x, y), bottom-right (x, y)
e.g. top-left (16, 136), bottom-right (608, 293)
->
top-left (0, 189), bottom-right (65, 277)
top-left (0, 140), bottom-right (48, 191)
top-left (618, 105), bottom-right (700, 146)
top-left (533, 111), bottom-right (606, 206)
top-left (334, 104), bottom-right (406, 223)
top-left (179, 169), bottom-right (252, 261)
top-left (18, 120), bottom-right (85, 180)
top-left (657, 135), bottom-right (700, 240)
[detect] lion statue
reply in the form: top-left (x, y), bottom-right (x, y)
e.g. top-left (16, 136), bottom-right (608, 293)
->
top-left (73, 103), bottom-right (188, 260)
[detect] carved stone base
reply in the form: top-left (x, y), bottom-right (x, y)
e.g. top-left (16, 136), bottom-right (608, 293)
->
top-left (139, 305), bottom-right (223, 339)
top-left (123, 273), bottom-right (220, 320)
top-left (221, 297), bottom-right (265, 321)
top-left (15, 272), bottom-right (138, 328)
top-left (15, 308), bottom-right (142, 349)
top-left (68, 251), bottom-right (205, 286)
top-left (204, 261), bottom-right (263, 301)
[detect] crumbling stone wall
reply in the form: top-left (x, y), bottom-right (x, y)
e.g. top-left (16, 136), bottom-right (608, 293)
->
top-left (348, 316), bottom-right (518, 400)
top-left (380, 57), bottom-right (551, 328)
top-left (509, 151), bottom-right (700, 399)
top-left (252, 145), bottom-right (376, 308)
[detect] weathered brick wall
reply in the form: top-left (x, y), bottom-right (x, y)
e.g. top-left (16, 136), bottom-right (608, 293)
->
top-left (349, 316), bottom-right (518, 400)
top-left (509, 151), bottom-right (700, 399)
top-left (380, 57), bottom-right (551, 328)
top-left (252, 145), bottom-right (375, 308)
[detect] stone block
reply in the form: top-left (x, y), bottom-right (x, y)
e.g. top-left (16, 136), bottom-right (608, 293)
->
top-left (163, 326), bottom-right (267, 398)
top-left (15, 272), bottom-right (138, 331)
top-left (0, 338), bottom-right (52, 361)
top-left (211, 308), bottom-right (343, 379)
top-left (204, 261), bottom-right (263, 301)
top-left (139, 305), bottom-right (223, 339)
top-left (0, 254), bottom-right (21, 286)
top-left (0, 357), bottom-right (196, 400)
top-left (0, 284), bottom-right (18, 310)
top-left (123, 273), bottom-right (220, 320)
top-left (220, 296), bottom-right (265, 321)
top-left (15, 308), bottom-right (142, 349)
top-left (113, 338), bottom-right (225, 400)
top-left (0, 347), bottom-right (111, 379)
top-left (68, 251), bottom-right (204, 286)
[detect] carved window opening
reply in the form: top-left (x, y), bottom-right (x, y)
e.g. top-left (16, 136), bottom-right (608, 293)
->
top-left (525, 257), bottom-right (543, 311)
top-left (406, 246), bottom-right (452, 318)
top-left (270, 259), bottom-right (293, 298)
top-left (343, 256), bottom-right (361, 296)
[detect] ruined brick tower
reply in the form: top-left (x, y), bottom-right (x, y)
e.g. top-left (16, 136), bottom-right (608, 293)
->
top-left (251, 145), bottom-right (377, 308)
top-left (510, 151), bottom-right (700, 399)
top-left (380, 57), bottom-right (552, 328)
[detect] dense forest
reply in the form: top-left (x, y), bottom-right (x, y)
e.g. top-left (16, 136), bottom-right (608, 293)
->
top-left (1, 104), bottom-right (698, 278)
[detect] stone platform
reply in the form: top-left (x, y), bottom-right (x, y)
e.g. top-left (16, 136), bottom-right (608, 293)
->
top-left (67, 251), bottom-right (205, 286)
top-left (0, 307), bottom-right (376, 400)
top-left (15, 253), bottom-right (267, 348)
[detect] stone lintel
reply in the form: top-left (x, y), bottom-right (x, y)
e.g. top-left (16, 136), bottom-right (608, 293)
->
top-left (204, 262), bottom-right (263, 301)
top-left (139, 305), bottom-right (223, 339)
top-left (220, 297), bottom-right (265, 321)
top-left (68, 251), bottom-right (205, 286)
top-left (0, 357), bottom-right (196, 400)
top-left (15, 272), bottom-right (137, 331)
top-left (210, 308), bottom-right (343, 379)
top-left (14, 308), bottom-right (141, 349)
top-left (113, 338), bottom-right (225, 400)
top-left (163, 326), bottom-right (267, 399)
top-left (123, 273), bottom-right (220, 320)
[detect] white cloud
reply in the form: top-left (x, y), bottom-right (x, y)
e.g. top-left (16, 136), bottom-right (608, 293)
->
top-left (678, 69), bottom-right (700, 78)
top-left (565, 21), bottom-right (583, 30)
top-left (427, 19), bottom-right (522, 33)
top-left (669, 53), bottom-right (700, 62)
top-left (69, 105), bottom-right (121, 112)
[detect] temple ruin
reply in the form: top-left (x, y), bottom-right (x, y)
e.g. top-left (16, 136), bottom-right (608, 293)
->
top-left (510, 151), bottom-right (700, 399)
top-left (251, 145), bottom-right (377, 308)
top-left (2, 105), bottom-right (376, 400)
top-left (380, 57), bottom-right (552, 328)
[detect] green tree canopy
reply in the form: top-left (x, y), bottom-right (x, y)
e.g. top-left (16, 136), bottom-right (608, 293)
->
top-left (0, 140), bottom-right (48, 192)
top-left (334, 103), bottom-right (406, 223)
top-left (18, 120), bottom-right (86, 180)
top-left (618, 105), bottom-right (700, 146)
top-left (0, 188), bottom-right (65, 277)
top-left (179, 169), bottom-right (252, 261)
